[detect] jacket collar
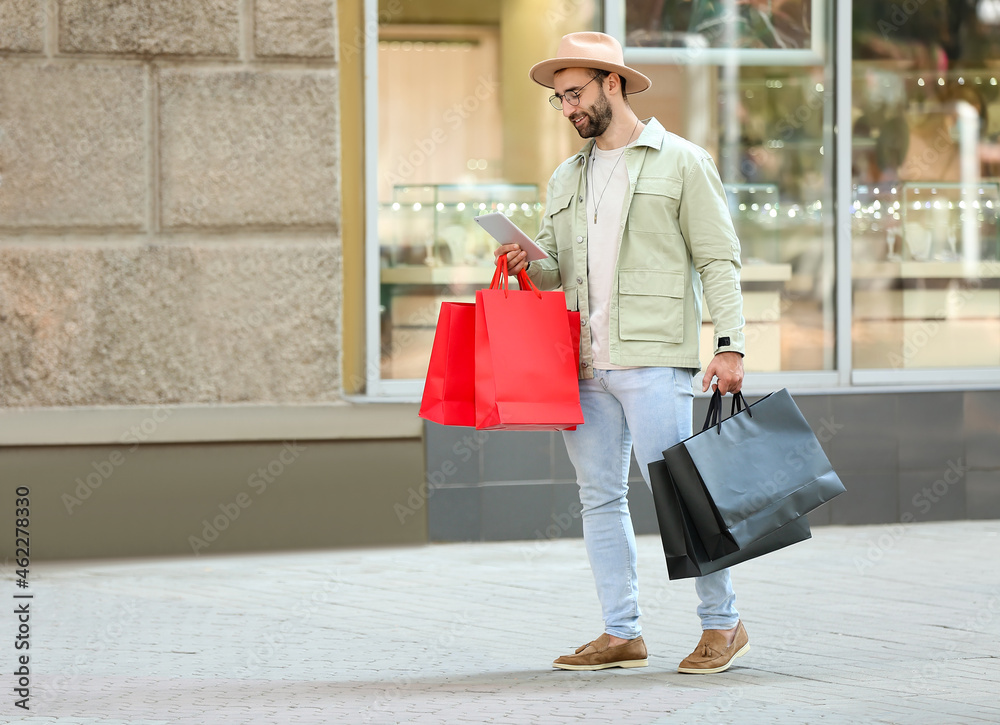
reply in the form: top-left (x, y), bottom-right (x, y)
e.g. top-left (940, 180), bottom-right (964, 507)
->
top-left (570, 117), bottom-right (665, 164)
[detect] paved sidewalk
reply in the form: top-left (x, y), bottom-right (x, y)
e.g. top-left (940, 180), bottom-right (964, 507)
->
top-left (3, 519), bottom-right (999, 724)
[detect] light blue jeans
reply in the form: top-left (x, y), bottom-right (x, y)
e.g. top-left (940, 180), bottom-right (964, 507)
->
top-left (562, 367), bottom-right (739, 639)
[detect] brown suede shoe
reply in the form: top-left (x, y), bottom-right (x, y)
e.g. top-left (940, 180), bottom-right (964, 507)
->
top-left (552, 633), bottom-right (648, 671)
top-left (677, 621), bottom-right (749, 674)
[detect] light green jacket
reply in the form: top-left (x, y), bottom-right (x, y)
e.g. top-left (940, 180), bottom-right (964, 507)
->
top-left (526, 117), bottom-right (746, 378)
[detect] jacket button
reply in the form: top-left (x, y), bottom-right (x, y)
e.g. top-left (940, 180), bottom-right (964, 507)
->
top-left (578, 196), bottom-right (583, 203)
top-left (576, 276), bottom-right (583, 285)
top-left (582, 362), bottom-right (589, 368)
top-left (581, 317), bottom-right (588, 326)
top-left (576, 235), bottom-right (584, 243)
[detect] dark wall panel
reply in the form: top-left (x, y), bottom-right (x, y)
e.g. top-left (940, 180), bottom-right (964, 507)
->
top-left (0, 438), bottom-right (425, 560)
top-left (427, 390), bottom-right (1000, 541)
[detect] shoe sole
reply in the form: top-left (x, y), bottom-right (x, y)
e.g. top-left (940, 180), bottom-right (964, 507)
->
top-left (552, 658), bottom-right (649, 671)
top-left (676, 642), bottom-right (750, 674)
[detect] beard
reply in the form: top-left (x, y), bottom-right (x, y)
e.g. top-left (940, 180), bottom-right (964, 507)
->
top-left (569, 86), bottom-right (613, 139)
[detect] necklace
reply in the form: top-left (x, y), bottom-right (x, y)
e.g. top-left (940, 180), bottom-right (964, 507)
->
top-left (589, 117), bottom-right (641, 224)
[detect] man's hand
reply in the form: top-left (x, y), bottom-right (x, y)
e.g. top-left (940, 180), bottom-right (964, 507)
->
top-left (702, 351), bottom-right (744, 394)
top-left (493, 243), bottom-right (529, 275)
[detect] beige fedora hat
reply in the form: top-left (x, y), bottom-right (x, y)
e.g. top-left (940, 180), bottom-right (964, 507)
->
top-left (529, 32), bottom-right (651, 94)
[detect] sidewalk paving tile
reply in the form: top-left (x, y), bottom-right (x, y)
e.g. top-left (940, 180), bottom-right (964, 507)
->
top-left (2, 520), bottom-right (998, 724)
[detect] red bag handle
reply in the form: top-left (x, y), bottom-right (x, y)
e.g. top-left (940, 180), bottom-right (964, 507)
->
top-left (492, 254), bottom-right (542, 299)
top-left (516, 269), bottom-right (542, 298)
top-left (490, 254), bottom-right (509, 294)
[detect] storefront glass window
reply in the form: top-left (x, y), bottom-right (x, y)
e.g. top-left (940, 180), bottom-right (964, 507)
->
top-left (373, 0), bottom-right (1000, 390)
top-left (851, 0), bottom-right (1000, 370)
top-left (624, 0), bottom-right (837, 372)
top-left (375, 0), bottom-right (602, 381)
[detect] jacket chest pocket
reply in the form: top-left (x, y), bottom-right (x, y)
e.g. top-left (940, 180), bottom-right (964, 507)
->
top-left (546, 193), bottom-right (576, 250)
top-left (627, 176), bottom-right (683, 233)
top-left (617, 269), bottom-right (685, 343)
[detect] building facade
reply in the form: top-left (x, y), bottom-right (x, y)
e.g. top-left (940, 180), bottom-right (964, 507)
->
top-left (1, 0), bottom-right (998, 559)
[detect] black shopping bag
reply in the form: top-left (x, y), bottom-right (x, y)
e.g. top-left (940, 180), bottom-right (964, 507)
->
top-left (663, 389), bottom-right (845, 560)
top-left (649, 459), bottom-right (812, 580)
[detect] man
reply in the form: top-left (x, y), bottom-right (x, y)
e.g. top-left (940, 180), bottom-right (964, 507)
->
top-left (495, 32), bottom-right (749, 674)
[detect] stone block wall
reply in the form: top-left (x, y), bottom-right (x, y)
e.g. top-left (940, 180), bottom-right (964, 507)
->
top-left (0, 1), bottom-right (342, 407)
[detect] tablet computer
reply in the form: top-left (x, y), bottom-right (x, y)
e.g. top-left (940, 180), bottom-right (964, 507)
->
top-left (474, 212), bottom-right (550, 261)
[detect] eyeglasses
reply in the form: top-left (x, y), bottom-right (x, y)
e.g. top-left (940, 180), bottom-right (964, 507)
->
top-left (548, 75), bottom-right (599, 110)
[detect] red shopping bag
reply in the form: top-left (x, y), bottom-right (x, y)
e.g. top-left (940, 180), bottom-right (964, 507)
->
top-left (418, 301), bottom-right (477, 426)
top-left (475, 258), bottom-right (584, 431)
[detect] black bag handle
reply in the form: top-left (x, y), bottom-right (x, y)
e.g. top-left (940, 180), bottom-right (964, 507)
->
top-left (701, 390), bottom-right (723, 433)
top-left (701, 390), bottom-right (752, 435)
top-left (730, 391), bottom-right (752, 419)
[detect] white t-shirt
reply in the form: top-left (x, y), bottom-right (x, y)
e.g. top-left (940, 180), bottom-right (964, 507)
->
top-left (586, 142), bottom-right (637, 369)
